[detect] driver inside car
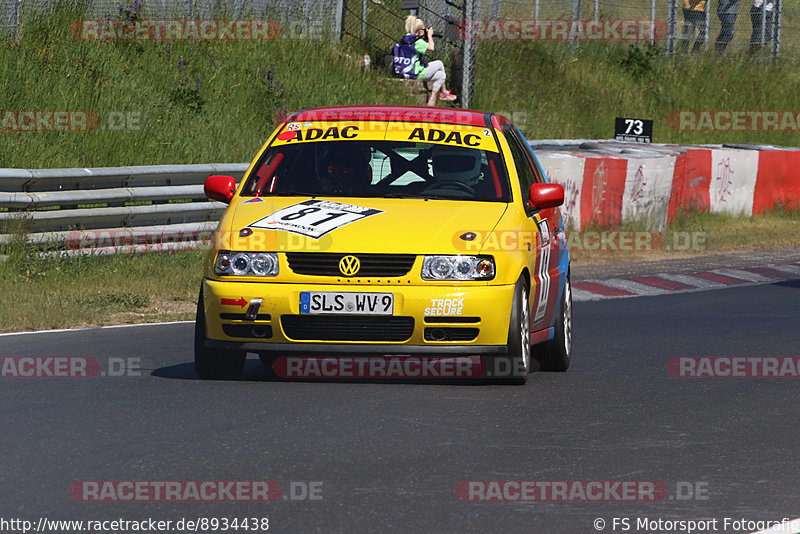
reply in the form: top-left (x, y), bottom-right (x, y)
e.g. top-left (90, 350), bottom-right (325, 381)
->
top-left (316, 144), bottom-right (372, 195)
top-left (429, 145), bottom-right (484, 194)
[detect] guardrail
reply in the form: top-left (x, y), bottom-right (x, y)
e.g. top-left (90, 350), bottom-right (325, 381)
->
top-left (0, 163), bottom-right (248, 251)
top-left (2, 141), bottom-right (799, 255)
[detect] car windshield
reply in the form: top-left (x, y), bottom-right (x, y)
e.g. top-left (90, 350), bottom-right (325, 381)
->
top-left (241, 140), bottom-right (511, 202)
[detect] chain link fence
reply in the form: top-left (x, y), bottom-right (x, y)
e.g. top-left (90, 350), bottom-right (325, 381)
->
top-left (4, 0), bottom-right (800, 104)
top-left (342, 0), bottom-right (476, 108)
top-left (4, 0), bottom-right (343, 41)
top-left (341, 0), bottom-right (800, 110)
top-left (474, 0), bottom-right (795, 57)
top-left (1, 0), bottom-right (21, 40)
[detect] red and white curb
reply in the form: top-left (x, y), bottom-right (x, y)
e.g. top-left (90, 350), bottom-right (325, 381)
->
top-left (573, 263), bottom-right (800, 301)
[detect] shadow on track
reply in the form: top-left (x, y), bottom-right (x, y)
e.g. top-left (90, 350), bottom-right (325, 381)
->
top-left (151, 356), bottom-right (513, 386)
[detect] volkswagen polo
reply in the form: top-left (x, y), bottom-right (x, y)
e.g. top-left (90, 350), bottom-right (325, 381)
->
top-left (196, 105), bottom-right (572, 383)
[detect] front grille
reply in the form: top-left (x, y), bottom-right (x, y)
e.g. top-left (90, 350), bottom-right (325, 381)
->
top-left (424, 327), bottom-right (480, 342)
top-left (223, 324), bottom-right (273, 338)
top-left (285, 253), bottom-right (416, 277)
top-left (281, 315), bottom-right (414, 341)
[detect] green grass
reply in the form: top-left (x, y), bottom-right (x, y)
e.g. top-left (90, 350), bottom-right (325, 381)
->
top-left (668, 206), bottom-right (800, 249)
top-left (0, 245), bottom-right (204, 332)
top-left (4, 7), bottom-right (800, 168)
top-left (0, 6), bottom-right (410, 168)
top-left (474, 40), bottom-right (800, 144)
top-left (568, 208), bottom-right (800, 264)
top-left (2, 210), bottom-right (798, 332)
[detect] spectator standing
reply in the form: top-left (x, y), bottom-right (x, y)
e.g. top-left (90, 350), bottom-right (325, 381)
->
top-left (679, 0), bottom-right (708, 53)
top-left (750, 0), bottom-right (775, 49)
top-left (715, 0), bottom-right (741, 52)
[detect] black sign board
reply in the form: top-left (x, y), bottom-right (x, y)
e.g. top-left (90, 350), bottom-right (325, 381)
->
top-left (401, 0), bottom-right (420, 9)
top-left (615, 117), bottom-right (653, 143)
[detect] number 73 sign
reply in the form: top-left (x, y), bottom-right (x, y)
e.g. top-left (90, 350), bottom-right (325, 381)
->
top-left (615, 117), bottom-right (653, 143)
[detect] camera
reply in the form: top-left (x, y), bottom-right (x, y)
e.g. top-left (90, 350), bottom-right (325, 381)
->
top-left (425, 27), bottom-right (444, 38)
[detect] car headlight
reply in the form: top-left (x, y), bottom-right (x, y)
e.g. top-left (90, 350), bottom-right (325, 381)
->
top-left (421, 255), bottom-right (495, 281)
top-left (215, 251), bottom-right (279, 276)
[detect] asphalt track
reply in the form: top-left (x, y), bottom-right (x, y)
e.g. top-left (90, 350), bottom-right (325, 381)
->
top-left (2, 279), bottom-right (800, 533)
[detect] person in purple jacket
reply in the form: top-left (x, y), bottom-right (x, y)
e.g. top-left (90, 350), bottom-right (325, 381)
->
top-left (403, 16), bottom-right (457, 107)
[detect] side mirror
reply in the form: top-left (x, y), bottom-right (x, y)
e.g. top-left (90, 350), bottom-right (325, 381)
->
top-left (528, 183), bottom-right (564, 210)
top-left (204, 175), bottom-right (236, 204)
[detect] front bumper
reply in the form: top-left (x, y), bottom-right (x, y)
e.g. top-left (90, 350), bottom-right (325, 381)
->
top-left (202, 278), bottom-right (515, 353)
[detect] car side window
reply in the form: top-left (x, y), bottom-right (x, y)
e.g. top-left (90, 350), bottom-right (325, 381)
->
top-left (502, 125), bottom-right (536, 206)
top-left (511, 126), bottom-right (546, 185)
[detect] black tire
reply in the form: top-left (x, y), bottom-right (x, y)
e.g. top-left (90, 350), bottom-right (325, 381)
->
top-left (194, 289), bottom-right (246, 380)
top-left (535, 274), bottom-right (573, 372)
top-left (496, 277), bottom-right (531, 385)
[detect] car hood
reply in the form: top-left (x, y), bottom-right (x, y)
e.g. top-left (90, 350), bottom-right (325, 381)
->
top-left (219, 196), bottom-right (508, 254)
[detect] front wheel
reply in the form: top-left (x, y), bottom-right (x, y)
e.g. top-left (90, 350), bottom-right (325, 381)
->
top-left (498, 278), bottom-right (531, 385)
top-left (535, 274), bottom-right (573, 372)
top-left (194, 289), bottom-right (246, 380)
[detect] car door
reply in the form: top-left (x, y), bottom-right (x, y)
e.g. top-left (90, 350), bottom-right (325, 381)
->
top-left (502, 124), bottom-right (565, 333)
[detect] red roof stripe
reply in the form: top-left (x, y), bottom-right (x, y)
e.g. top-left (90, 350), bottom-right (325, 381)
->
top-left (290, 105), bottom-right (490, 127)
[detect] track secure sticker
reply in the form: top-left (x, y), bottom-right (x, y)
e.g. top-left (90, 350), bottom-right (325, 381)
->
top-left (248, 199), bottom-right (383, 239)
top-left (425, 298), bottom-right (465, 316)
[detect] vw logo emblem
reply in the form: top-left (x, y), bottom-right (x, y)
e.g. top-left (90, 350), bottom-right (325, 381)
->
top-left (338, 255), bottom-right (361, 276)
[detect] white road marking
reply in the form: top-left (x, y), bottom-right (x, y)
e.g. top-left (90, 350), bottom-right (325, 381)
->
top-left (0, 321), bottom-right (194, 337)
top-left (656, 272), bottom-right (725, 288)
top-left (572, 287), bottom-right (606, 301)
top-left (769, 263), bottom-right (800, 276)
top-left (713, 268), bottom-right (775, 283)
top-left (600, 278), bottom-right (672, 295)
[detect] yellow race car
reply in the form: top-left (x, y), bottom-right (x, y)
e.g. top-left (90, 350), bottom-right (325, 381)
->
top-left (196, 106), bottom-right (571, 384)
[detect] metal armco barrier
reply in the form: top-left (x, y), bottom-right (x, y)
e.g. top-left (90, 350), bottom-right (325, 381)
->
top-left (0, 163), bottom-right (248, 247)
top-left (2, 142), bottom-right (799, 253)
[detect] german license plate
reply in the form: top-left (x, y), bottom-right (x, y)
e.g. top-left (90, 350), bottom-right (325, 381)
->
top-left (299, 291), bottom-right (394, 315)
